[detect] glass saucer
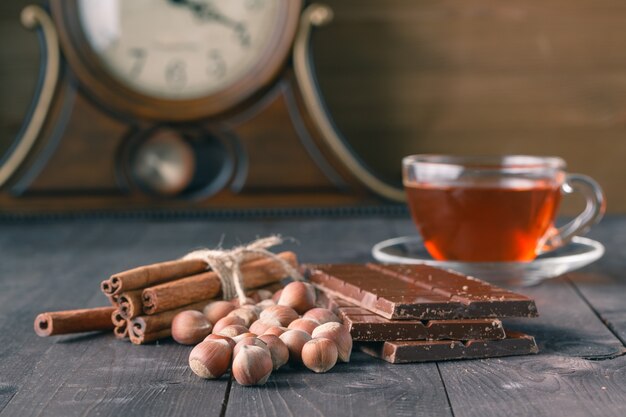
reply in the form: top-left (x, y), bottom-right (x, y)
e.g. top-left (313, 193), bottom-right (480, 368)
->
top-left (371, 235), bottom-right (605, 286)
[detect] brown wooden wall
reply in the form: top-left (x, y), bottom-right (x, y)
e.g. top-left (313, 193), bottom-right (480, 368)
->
top-left (1, 0), bottom-right (625, 213)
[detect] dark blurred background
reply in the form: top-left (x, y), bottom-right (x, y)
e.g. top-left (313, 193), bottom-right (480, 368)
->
top-left (1, 0), bottom-right (625, 213)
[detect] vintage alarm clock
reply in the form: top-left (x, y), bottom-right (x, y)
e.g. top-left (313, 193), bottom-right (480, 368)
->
top-left (0, 0), bottom-right (404, 214)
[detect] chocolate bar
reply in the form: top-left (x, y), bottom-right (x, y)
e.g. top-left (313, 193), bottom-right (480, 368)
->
top-left (360, 331), bottom-right (538, 363)
top-left (340, 305), bottom-right (505, 341)
top-left (316, 290), bottom-right (506, 341)
top-left (307, 264), bottom-right (538, 320)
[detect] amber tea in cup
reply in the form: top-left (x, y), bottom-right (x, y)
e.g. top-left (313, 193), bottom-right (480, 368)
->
top-left (402, 155), bottom-right (605, 262)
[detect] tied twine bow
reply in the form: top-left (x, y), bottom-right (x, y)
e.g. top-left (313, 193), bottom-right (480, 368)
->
top-left (182, 236), bottom-right (303, 304)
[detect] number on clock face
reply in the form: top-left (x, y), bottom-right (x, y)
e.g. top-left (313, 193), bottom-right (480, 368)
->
top-left (77, 0), bottom-right (280, 100)
top-left (165, 59), bottom-right (187, 90)
top-left (207, 50), bottom-right (226, 79)
top-left (128, 48), bottom-right (146, 79)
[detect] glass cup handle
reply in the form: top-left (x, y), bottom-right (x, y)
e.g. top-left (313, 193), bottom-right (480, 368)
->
top-left (539, 174), bottom-right (606, 254)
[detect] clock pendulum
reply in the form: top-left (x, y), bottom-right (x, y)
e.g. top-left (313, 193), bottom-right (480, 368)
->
top-left (0, 0), bottom-right (405, 215)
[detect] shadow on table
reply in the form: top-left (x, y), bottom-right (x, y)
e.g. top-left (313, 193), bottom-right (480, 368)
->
top-left (55, 331), bottom-right (111, 344)
top-left (504, 320), bottom-right (624, 359)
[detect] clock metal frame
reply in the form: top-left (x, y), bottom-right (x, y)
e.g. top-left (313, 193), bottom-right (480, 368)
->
top-left (50, 0), bottom-right (303, 121)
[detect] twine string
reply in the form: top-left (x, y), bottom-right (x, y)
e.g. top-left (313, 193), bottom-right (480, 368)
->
top-left (182, 236), bottom-right (302, 303)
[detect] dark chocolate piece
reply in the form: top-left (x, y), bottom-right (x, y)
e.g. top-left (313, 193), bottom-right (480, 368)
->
top-left (307, 263), bottom-right (538, 320)
top-left (341, 305), bottom-right (505, 341)
top-left (316, 290), bottom-right (506, 341)
top-left (360, 331), bottom-right (538, 364)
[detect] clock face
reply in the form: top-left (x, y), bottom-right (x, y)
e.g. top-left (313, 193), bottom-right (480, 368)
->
top-left (77, 0), bottom-right (282, 100)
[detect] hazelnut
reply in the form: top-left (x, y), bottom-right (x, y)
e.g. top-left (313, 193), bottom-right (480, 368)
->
top-left (249, 318), bottom-right (282, 336)
top-left (232, 345), bottom-right (273, 386)
top-left (204, 333), bottom-right (236, 349)
top-left (259, 305), bottom-right (299, 327)
top-left (230, 297), bottom-right (256, 307)
top-left (256, 289), bottom-right (274, 301)
top-left (250, 289), bottom-right (274, 302)
top-left (217, 324), bottom-right (249, 338)
top-left (227, 308), bottom-right (258, 327)
top-left (232, 332), bottom-right (258, 343)
top-left (233, 336), bottom-right (269, 357)
top-left (303, 308), bottom-right (340, 325)
top-left (259, 334), bottom-right (289, 370)
top-left (203, 301), bottom-right (236, 324)
top-left (302, 338), bottom-right (338, 373)
top-left (312, 322), bottom-right (352, 362)
top-left (241, 304), bottom-right (263, 316)
top-left (189, 339), bottom-right (232, 379)
top-left (256, 299), bottom-right (276, 311)
top-left (287, 318), bottom-right (320, 335)
top-left (279, 329), bottom-right (312, 364)
top-left (263, 326), bottom-right (289, 337)
top-left (213, 315), bottom-right (246, 334)
top-left (278, 281), bottom-right (316, 314)
top-left (271, 289), bottom-right (282, 303)
top-left (171, 310), bottom-right (213, 345)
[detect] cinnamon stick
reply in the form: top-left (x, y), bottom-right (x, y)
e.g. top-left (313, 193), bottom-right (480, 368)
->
top-left (114, 322), bottom-right (128, 339)
top-left (130, 299), bottom-right (211, 337)
top-left (128, 327), bottom-right (172, 345)
top-left (101, 258), bottom-right (208, 296)
top-left (34, 306), bottom-right (116, 337)
top-left (118, 290), bottom-right (144, 319)
top-left (142, 251), bottom-right (297, 315)
top-left (111, 308), bottom-right (126, 327)
top-left (107, 294), bottom-right (120, 307)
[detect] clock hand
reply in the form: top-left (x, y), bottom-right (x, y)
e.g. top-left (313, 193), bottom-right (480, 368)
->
top-left (168, 0), bottom-right (250, 46)
top-left (201, 4), bottom-right (251, 47)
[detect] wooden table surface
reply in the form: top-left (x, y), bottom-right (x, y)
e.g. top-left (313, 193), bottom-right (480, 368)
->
top-left (0, 215), bottom-right (625, 417)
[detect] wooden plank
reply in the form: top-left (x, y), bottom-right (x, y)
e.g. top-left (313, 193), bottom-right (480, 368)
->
top-left (569, 274), bottom-right (626, 344)
top-left (566, 217), bottom-right (626, 344)
top-left (435, 274), bottom-right (626, 416)
top-left (0, 385), bottom-right (16, 416)
top-left (0, 222), bottom-right (181, 410)
top-left (0, 220), bottom-right (263, 416)
top-left (0, 226), bottom-right (103, 400)
top-left (316, 18), bottom-right (626, 73)
top-left (436, 263), bottom-right (626, 416)
top-left (225, 352), bottom-right (453, 417)
top-left (489, 280), bottom-right (623, 359)
top-left (319, 74), bottom-right (626, 129)
top-left (0, 223), bottom-right (156, 416)
top-left (0, 337), bottom-right (228, 417)
top-left (439, 354), bottom-right (626, 417)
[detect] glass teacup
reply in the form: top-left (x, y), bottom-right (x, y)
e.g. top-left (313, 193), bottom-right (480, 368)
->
top-left (402, 155), bottom-right (605, 262)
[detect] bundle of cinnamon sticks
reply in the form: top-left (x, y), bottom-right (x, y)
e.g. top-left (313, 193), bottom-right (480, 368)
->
top-left (34, 251), bottom-right (298, 345)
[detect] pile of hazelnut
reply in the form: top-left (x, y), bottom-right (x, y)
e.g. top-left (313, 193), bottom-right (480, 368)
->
top-left (170, 281), bottom-right (352, 386)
